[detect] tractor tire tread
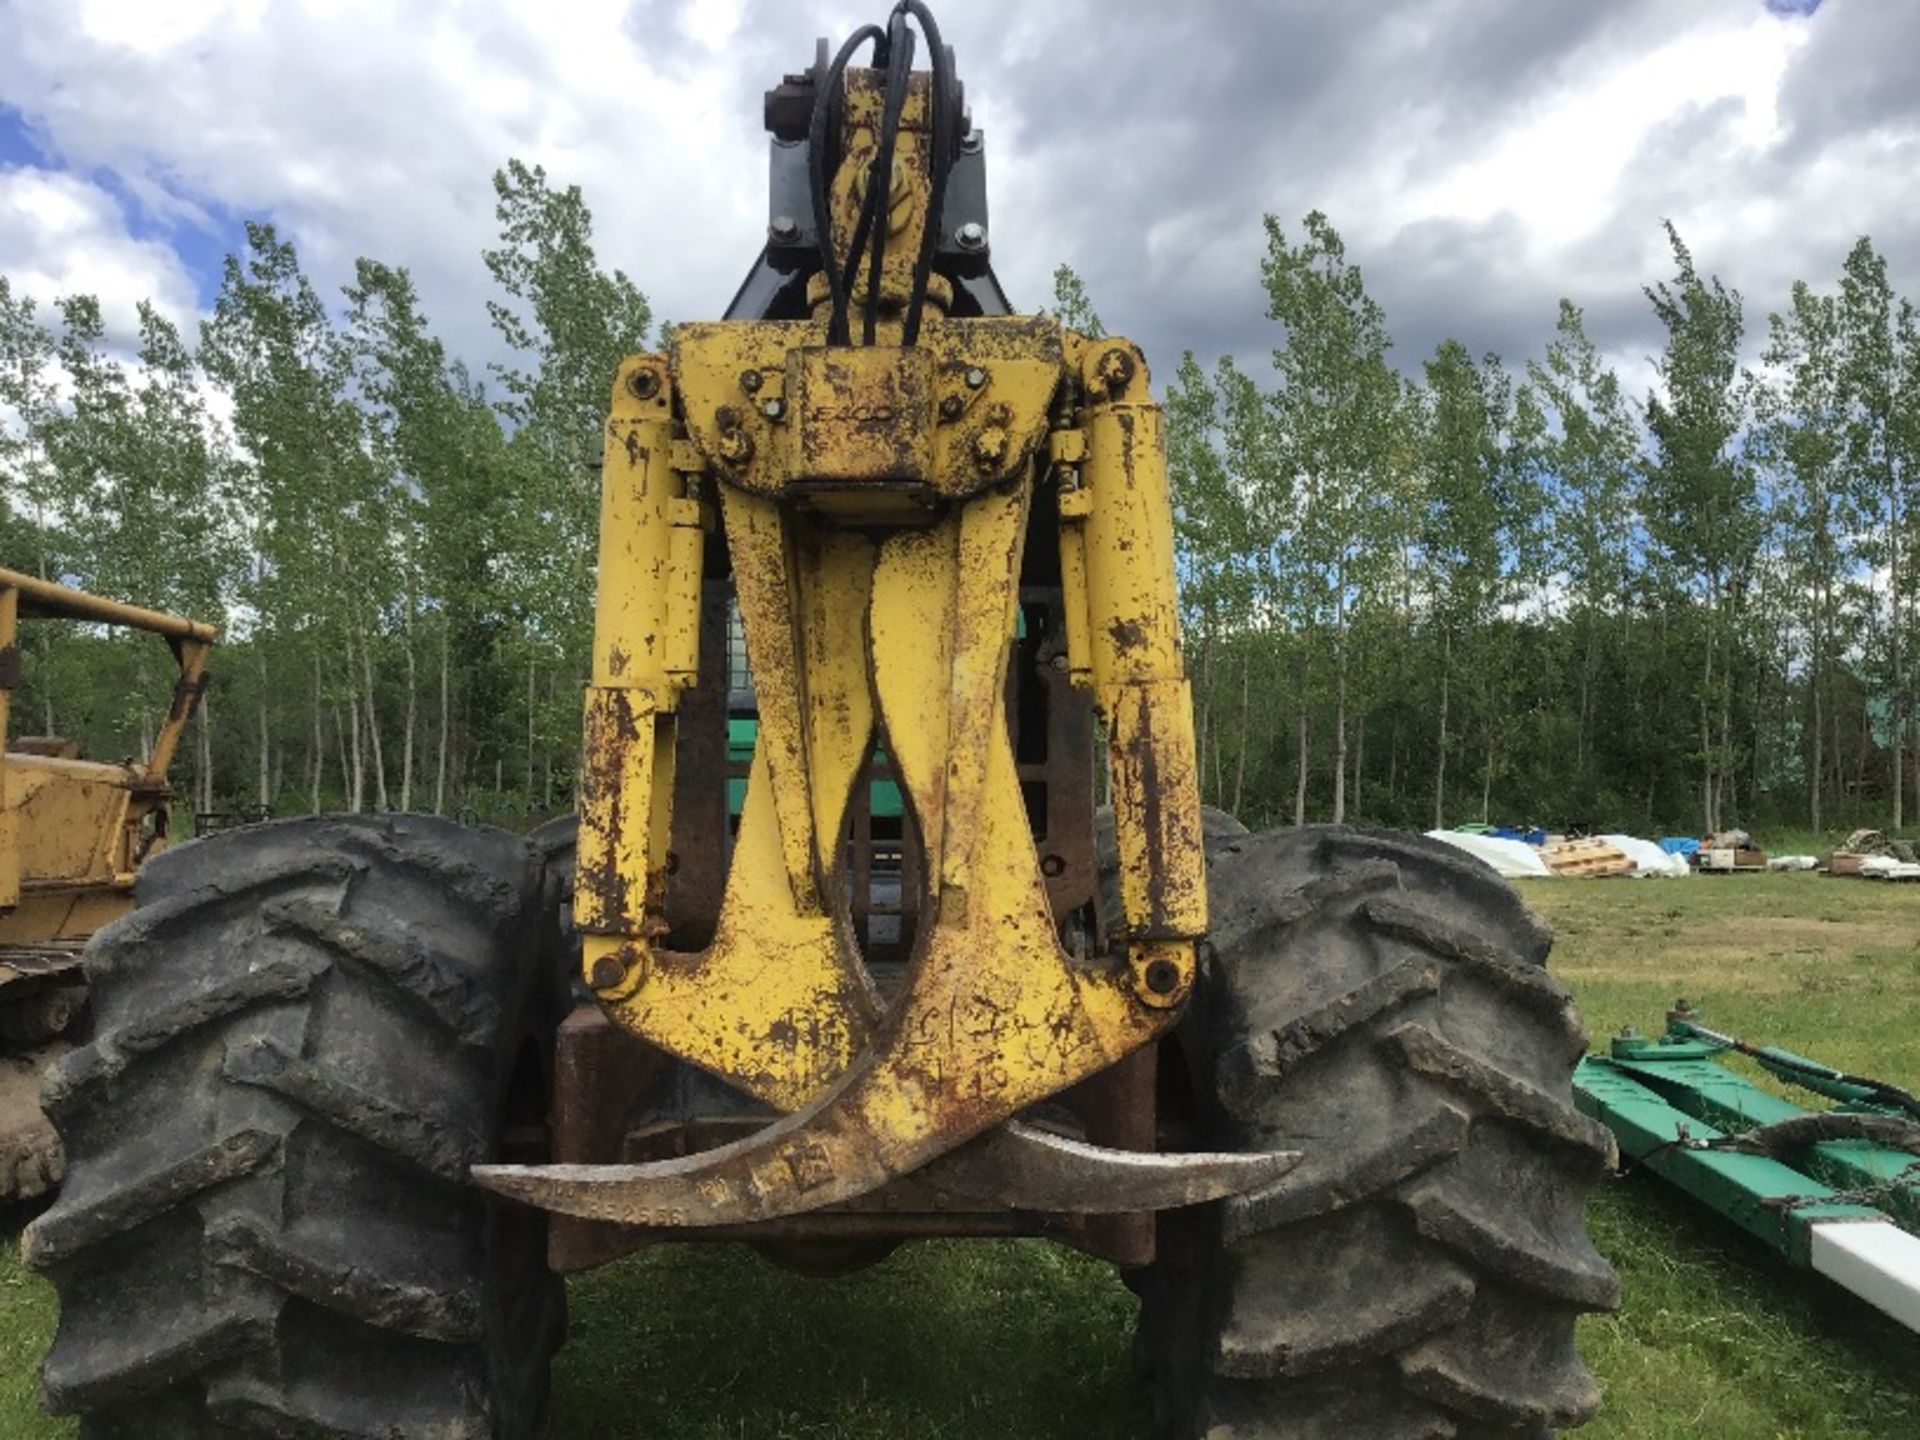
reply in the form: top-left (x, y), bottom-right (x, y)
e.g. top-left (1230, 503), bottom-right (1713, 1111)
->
top-left (1141, 825), bottom-right (1615, 1438)
top-left (25, 813), bottom-right (560, 1438)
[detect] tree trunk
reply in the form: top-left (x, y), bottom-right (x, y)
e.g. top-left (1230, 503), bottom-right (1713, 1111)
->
top-left (1577, 611), bottom-right (1597, 784)
top-left (1811, 583), bottom-right (1826, 830)
top-left (1893, 476), bottom-right (1904, 831)
top-left (1195, 627), bottom-right (1214, 808)
top-left (1231, 648), bottom-right (1252, 819)
top-left (196, 692), bottom-right (214, 815)
top-left (435, 622), bottom-right (451, 816)
top-left (361, 629), bottom-right (389, 813)
top-left (400, 602), bottom-right (417, 814)
top-left (332, 701), bottom-right (352, 815)
top-left (1699, 601), bottom-right (1717, 835)
top-left (1387, 717), bottom-right (1399, 808)
top-left (1292, 645), bottom-right (1309, 828)
top-left (525, 651), bottom-right (537, 810)
top-left (1351, 710), bottom-right (1365, 821)
top-left (309, 651), bottom-right (324, 814)
top-left (257, 661), bottom-right (271, 812)
top-left (543, 666), bottom-right (556, 809)
top-left (1331, 620), bottom-right (1349, 825)
top-left (1433, 630), bottom-right (1451, 831)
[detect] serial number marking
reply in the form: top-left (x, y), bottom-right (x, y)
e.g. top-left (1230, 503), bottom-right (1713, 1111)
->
top-left (632, 1208), bottom-right (689, 1227)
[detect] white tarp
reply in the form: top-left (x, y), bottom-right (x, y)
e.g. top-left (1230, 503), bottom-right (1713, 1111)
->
top-left (1860, 855), bottom-right (1920, 880)
top-left (1425, 830), bottom-right (1553, 878)
top-left (1599, 833), bottom-right (1693, 878)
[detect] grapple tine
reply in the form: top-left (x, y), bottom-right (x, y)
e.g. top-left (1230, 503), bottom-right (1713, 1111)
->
top-left (904, 1121), bottom-right (1300, 1214)
top-left (472, 1120), bottom-right (1299, 1222)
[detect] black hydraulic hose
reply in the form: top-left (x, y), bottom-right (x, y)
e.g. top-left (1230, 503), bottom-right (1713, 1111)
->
top-left (861, 14), bottom-right (915, 344)
top-left (1686, 1020), bottom-right (1920, 1122)
top-left (897, 0), bottom-right (953, 346)
top-left (813, 4), bottom-right (959, 346)
top-left (808, 24), bottom-right (884, 346)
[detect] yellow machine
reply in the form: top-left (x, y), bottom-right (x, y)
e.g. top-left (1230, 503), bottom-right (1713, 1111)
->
top-left (29, 8), bottom-right (1615, 1436)
top-left (0, 565), bottom-right (214, 1200)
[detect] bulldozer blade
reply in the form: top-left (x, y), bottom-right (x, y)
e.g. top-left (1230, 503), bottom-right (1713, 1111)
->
top-left (472, 1120), bottom-right (1298, 1224)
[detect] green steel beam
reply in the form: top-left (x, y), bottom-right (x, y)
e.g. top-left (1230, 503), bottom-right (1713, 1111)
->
top-left (1607, 1028), bottom-right (1919, 1232)
top-left (1572, 1056), bottom-right (1883, 1265)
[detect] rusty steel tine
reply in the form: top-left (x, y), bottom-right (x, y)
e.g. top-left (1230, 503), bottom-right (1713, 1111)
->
top-left (472, 1120), bottom-right (1299, 1221)
top-left (918, 1122), bottom-right (1300, 1213)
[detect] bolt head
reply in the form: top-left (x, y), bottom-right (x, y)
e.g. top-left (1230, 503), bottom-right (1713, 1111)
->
top-left (1096, 347), bottom-right (1137, 393)
top-left (961, 129), bottom-right (983, 154)
top-left (964, 366), bottom-right (988, 389)
top-left (1144, 958), bottom-right (1182, 996)
top-left (739, 369), bottom-right (764, 394)
top-left (770, 215), bottom-right (801, 243)
top-left (938, 393), bottom-right (965, 421)
top-left (590, 955), bottom-right (627, 990)
top-left (956, 221), bottom-right (986, 250)
top-left (628, 369), bottom-right (661, 401)
top-left (972, 426), bottom-right (1009, 468)
top-left (761, 397), bottom-right (786, 421)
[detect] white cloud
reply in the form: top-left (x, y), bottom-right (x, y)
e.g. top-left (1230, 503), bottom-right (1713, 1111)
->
top-left (0, 0), bottom-right (1913, 401)
top-left (0, 166), bottom-right (199, 339)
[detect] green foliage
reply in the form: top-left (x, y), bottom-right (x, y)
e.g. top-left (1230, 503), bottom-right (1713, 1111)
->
top-left (1150, 215), bottom-right (1920, 834)
top-left (1, 163), bottom-right (649, 823)
top-left (1048, 263), bottom-right (1105, 339)
top-left (6, 176), bottom-right (1920, 838)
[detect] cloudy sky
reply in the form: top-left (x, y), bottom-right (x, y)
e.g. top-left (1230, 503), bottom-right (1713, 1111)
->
top-left (2, 0), bottom-right (1915, 398)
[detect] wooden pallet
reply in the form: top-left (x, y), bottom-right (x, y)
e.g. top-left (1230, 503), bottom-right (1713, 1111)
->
top-left (1540, 837), bottom-right (1637, 878)
top-left (1696, 847), bottom-right (1769, 873)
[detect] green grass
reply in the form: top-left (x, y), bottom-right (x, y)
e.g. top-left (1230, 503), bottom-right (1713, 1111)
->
top-left (2, 871), bottom-right (1918, 1437)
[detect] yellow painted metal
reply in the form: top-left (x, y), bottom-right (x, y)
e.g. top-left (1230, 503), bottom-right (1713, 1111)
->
top-left (1058, 338), bottom-right (1208, 949)
top-left (569, 306), bottom-right (1208, 1212)
top-left (577, 355), bottom-right (707, 948)
top-left (517, 473), bottom-right (1192, 1226)
top-left (671, 317), bottom-right (1063, 513)
top-left (0, 568), bottom-right (214, 948)
top-left (1, 566), bottom-right (216, 643)
top-left (592, 489), bottom-right (884, 1110)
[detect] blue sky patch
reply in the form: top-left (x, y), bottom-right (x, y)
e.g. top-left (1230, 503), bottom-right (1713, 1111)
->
top-left (1, 98), bottom-right (252, 309)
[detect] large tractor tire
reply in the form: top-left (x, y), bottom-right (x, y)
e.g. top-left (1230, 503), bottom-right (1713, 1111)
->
top-left (1140, 825), bottom-right (1618, 1439)
top-left (23, 815), bottom-right (565, 1439)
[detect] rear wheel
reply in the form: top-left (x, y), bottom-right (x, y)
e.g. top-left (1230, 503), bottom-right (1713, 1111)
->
top-left (25, 814), bottom-right (565, 1438)
top-left (1140, 825), bottom-right (1617, 1438)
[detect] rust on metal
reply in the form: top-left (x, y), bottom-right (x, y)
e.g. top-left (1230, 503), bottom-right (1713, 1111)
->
top-left (525, 37), bottom-right (1237, 1237)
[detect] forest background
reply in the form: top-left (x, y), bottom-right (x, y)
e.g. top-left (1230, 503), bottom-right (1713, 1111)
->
top-left (4, 159), bottom-right (1918, 838)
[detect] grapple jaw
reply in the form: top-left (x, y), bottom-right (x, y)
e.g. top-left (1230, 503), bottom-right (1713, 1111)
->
top-left (475, 7), bottom-right (1290, 1232)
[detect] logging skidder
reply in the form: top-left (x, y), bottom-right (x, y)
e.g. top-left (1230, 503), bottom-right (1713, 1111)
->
top-left (28, 8), bottom-right (1617, 1435)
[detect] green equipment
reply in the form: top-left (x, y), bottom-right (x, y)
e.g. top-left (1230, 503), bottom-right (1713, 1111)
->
top-left (1575, 1003), bottom-right (1920, 1332)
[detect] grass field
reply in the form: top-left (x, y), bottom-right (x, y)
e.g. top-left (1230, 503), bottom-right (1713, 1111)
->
top-left (3, 871), bottom-right (1919, 1437)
